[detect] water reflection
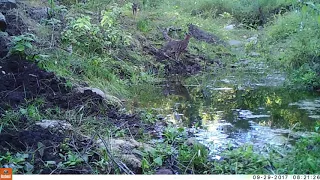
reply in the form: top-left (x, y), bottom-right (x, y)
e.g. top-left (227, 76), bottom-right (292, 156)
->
top-left (134, 63), bottom-right (320, 157)
top-left (142, 82), bottom-right (320, 157)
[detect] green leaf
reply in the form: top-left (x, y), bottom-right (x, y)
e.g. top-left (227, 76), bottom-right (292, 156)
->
top-left (142, 158), bottom-right (150, 169)
top-left (153, 156), bottom-right (163, 166)
top-left (14, 44), bottom-right (25, 52)
top-left (177, 127), bottom-right (184, 132)
top-left (13, 36), bottom-right (23, 41)
top-left (317, 15), bottom-right (320, 25)
top-left (37, 142), bottom-right (45, 157)
top-left (25, 42), bottom-right (33, 49)
top-left (307, 158), bottom-right (316, 170)
top-left (302, 5), bottom-right (308, 14)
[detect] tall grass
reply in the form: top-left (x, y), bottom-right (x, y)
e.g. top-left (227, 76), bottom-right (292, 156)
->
top-left (261, 2), bottom-right (320, 89)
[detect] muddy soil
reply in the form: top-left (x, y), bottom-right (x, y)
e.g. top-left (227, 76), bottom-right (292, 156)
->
top-left (0, 55), bottom-right (151, 174)
top-left (0, 124), bottom-right (97, 174)
top-left (0, 55), bottom-right (107, 115)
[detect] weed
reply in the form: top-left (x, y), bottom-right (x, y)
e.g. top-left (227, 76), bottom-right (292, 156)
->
top-left (10, 33), bottom-right (36, 57)
top-left (19, 101), bottom-right (43, 121)
top-left (0, 110), bottom-right (21, 131)
top-left (0, 152), bottom-right (32, 173)
top-left (178, 143), bottom-right (209, 174)
top-left (137, 19), bottom-right (151, 32)
top-left (211, 145), bottom-right (270, 174)
top-left (163, 126), bottom-right (186, 144)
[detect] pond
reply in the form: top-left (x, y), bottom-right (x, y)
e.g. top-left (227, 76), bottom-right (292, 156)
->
top-left (135, 61), bottom-right (320, 159)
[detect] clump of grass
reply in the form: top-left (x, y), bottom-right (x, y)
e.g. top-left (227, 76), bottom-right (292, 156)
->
top-left (211, 145), bottom-right (270, 174)
top-left (261, 2), bottom-right (320, 89)
top-left (137, 19), bottom-right (151, 32)
top-left (272, 135), bottom-right (320, 174)
top-left (179, 0), bottom-right (295, 28)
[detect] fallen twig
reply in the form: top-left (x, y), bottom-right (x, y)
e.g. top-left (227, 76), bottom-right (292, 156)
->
top-left (96, 134), bottom-right (135, 175)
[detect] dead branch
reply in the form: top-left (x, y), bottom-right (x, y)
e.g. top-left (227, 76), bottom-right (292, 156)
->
top-left (96, 134), bottom-right (135, 175)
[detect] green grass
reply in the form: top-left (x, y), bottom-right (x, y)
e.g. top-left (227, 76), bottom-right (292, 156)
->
top-left (260, 2), bottom-right (320, 89)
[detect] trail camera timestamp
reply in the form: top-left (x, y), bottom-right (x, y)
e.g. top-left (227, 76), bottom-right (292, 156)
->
top-left (253, 175), bottom-right (288, 179)
top-left (252, 175), bottom-right (320, 180)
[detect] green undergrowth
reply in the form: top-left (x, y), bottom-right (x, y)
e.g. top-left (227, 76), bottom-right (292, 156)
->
top-left (259, 1), bottom-right (320, 89)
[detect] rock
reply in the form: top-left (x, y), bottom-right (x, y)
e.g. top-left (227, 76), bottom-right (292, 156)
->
top-left (224, 24), bottom-right (234, 30)
top-left (247, 36), bottom-right (258, 44)
top-left (186, 137), bottom-right (199, 146)
top-left (0, 12), bottom-right (6, 31)
top-left (5, 12), bottom-right (28, 35)
top-left (75, 86), bottom-right (123, 105)
top-left (36, 120), bottom-right (72, 130)
top-left (97, 138), bottom-right (155, 173)
top-left (76, 87), bottom-right (107, 99)
top-left (249, 52), bottom-right (260, 57)
top-left (0, 32), bottom-right (11, 58)
top-left (121, 154), bottom-right (142, 172)
top-left (0, 0), bottom-right (17, 11)
top-left (27, 7), bottom-right (49, 22)
top-left (228, 40), bottom-right (242, 47)
top-left (156, 168), bottom-right (174, 174)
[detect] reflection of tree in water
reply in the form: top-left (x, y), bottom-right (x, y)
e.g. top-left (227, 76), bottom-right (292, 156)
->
top-left (182, 85), bottom-right (319, 131)
top-left (144, 77), bottom-right (319, 132)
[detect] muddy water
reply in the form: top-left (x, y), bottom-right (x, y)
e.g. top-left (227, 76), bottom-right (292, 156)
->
top-left (139, 61), bottom-right (320, 158)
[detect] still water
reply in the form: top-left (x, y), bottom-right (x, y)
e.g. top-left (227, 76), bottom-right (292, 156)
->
top-left (138, 61), bottom-right (320, 157)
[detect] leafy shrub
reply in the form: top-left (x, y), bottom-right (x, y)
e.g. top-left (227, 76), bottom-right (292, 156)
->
top-left (10, 33), bottom-right (36, 56)
top-left (61, 4), bottom-right (131, 53)
top-left (61, 15), bottom-right (105, 53)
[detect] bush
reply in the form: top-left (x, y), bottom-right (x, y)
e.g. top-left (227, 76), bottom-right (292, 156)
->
top-left (185, 0), bottom-right (294, 28)
top-left (61, 4), bottom-right (131, 54)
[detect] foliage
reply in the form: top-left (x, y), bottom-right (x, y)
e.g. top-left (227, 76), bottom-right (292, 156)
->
top-left (4, 0), bottom-right (320, 175)
top-left (272, 135), bottom-right (320, 174)
top-left (178, 143), bottom-right (209, 174)
top-left (140, 108), bottom-right (157, 124)
top-left (137, 19), bottom-right (151, 32)
top-left (261, 1), bottom-right (320, 89)
top-left (183, 0), bottom-right (294, 28)
top-left (0, 152), bottom-right (32, 174)
top-left (10, 34), bottom-right (36, 56)
top-left (0, 110), bottom-right (21, 132)
top-left (163, 126), bottom-right (186, 144)
top-left (141, 143), bottom-right (173, 174)
top-left (61, 4), bottom-right (131, 53)
top-left (211, 145), bottom-right (270, 174)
